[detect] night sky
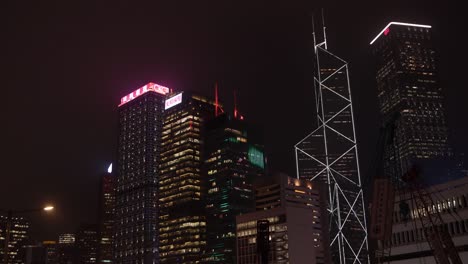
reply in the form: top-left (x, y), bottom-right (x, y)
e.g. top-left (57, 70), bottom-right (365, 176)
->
top-left (3, 3), bottom-right (467, 241)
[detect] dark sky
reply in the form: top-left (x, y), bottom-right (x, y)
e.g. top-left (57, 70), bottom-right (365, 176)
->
top-left (3, 3), bottom-right (467, 241)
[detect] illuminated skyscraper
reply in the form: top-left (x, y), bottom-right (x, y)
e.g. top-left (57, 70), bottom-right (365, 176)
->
top-left (158, 92), bottom-right (215, 263)
top-left (295, 24), bottom-right (369, 263)
top-left (0, 215), bottom-right (29, 264)
top-left (58, 233), bottom-right (78, 264)
top-left (115, 82), bottom-right (170, 263)
top-left (370, 22), bottom-right (454, 184)
top-left (98, 163), bottom-right (115, 263)
top-left (76, 224), bottom-right (98, 264)
top-left (58, 234), bottom-right (75, 245)
top-left (203, 113), bottom-right (265, 264)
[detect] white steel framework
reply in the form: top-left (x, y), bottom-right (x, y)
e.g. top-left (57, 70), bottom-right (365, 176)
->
top-left (295, 27), bottom-right (370, 264)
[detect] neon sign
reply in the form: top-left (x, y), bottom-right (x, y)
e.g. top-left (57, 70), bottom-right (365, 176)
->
top-left (165, 93), bottom-right (183, 110)
top-left (119, 82), bottom-right (170, 107)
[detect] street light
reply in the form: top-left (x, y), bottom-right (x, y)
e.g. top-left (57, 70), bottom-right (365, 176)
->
top-left (1, 205), bottom-right (54, 264)
top-left (43, 206), bottom-right (54, 211)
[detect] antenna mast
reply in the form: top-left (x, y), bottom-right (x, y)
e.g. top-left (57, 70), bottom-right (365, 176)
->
top-left (322, 8), bottom-right (327, 50)
top-left (233, 89), bottom-right (238, 119)
top-left (215, 82), bottom-right (219, 117)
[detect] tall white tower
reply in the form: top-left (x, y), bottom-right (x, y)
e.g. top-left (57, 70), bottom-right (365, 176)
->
top-left (295, 16), bottom-right (370, 264)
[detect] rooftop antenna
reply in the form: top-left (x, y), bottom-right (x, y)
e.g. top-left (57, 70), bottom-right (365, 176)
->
top-left (214, 81), bottom-right (224, 117)
top-left (215, 82), bottom-right (219, 117)
top-left (321, 8), bottom-right (328, 50)
top-left (233, 89), bottom-right (238, 119)
top-left (312, 13), bottom-right (317, 54)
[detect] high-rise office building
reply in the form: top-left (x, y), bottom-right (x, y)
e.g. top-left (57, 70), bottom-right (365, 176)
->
top-left (58, 233), bottom-right (78, 264)
top-left (98, 163), bottom-right (115, 263)
top-left (76, 224), bottom-right (98, 263)
top-left (295, 29), bottom-right (369, 263)
top-left (115, 83), bottom-right (170, 263)
top-left (0, 215), bottom-right (29, 264)
top-left (236, 173), bottom-right (326, 264)
top-left (370, 22), bottom-right (454, 184)
top-left (203, 113), bottom-right (265, 263)
top-left (58, 234), bottom-right (75, 245)
top-left (158, 92), bottom-right (215, 263)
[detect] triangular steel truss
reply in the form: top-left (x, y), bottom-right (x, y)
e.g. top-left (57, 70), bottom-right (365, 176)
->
top-left (295, 41), bottom-right (370, 263)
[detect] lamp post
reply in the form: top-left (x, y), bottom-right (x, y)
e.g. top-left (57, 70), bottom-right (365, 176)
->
top-left (1, 205), bottom-right (54, 264)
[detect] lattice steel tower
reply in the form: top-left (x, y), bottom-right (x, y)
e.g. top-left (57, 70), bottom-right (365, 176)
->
top-left (295, 16), bottom-right (370, 264)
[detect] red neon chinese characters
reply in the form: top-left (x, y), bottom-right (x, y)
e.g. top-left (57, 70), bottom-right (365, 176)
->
top-left (119, 82), bottom-right (170, 106)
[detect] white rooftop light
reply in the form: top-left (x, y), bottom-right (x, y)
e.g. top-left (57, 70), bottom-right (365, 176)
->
top-left (370, 22), bottom-right (432, 45)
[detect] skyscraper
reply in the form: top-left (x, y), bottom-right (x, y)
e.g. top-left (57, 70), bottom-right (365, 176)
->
top-left (76, 224), bottom-right (98, 264)
top-left (98, 163), bottom-right (115, 263)
top-left (115, 82), bottom-right (170, 263)
top-left (0, 215), bottom-right (29, 264)
top-left (203, 113), bottom-right (265, 263)
top-left (295, 27), bottom-right (369, 264)
top-left (58, 233), bottom-right (78, 264)
top-left (370, 22), bottom-right (453, 184)
top-left (158, 92), bottom-right (215, 263)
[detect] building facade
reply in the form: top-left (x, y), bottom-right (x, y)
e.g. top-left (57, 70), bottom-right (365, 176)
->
top-left (98, 164), bottom-right (115, 263)
top-left (43, 241), bottom-right (58, 264)
top-left (23, 241), bottom-right (58, 264)
top-left (382, 176), bottom-right (468, 263)
top-left (371, 22), bottom-right (455, 184)
top-left (158, 92), bottom-right (215, 263)
top-left (76, 224), bottom-right (98, 264)
top-left (203, 114), bottom-right (266, 263)
top-left (0, 215), bottom-right (29, 264)
top-left (58, 233), bottom-right (78, 264)
top-left (295, 33), bottom-right (369, 263)
top-left (236, 174), bottom-right (326, 264)
top-left (115, 83), bottom-right (170, 263)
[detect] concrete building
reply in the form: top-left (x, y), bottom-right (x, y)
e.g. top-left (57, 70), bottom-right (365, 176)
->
top-left (384, 176), bottom-right (468, 263)
top-left (236, 173), bottom-right (326, 264)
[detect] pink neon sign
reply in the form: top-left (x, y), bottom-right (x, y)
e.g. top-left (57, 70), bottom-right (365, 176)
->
top-left (119, 82), bottom-right (170, 106)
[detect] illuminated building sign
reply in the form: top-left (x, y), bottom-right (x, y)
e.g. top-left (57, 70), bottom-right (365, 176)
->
top-left (119, 82), bottom-right (170, 107)
top-left (248, 146), bottom-right (265, 169)
top-left (165, 93), bottom-right (183, 110)
top-left (370, 22), bottom-right (431, 45)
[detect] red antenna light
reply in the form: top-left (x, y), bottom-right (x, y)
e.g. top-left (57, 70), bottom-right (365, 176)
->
top-left (233, 89), bottom-right (238, 119)
top-left (384, 28), bottom-right (390, 36)
top-left (215, 82), bottom-right (219, 117)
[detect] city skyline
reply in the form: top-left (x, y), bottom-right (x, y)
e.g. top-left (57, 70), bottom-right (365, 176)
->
top-left (3, 3), bottom-right (468, 243)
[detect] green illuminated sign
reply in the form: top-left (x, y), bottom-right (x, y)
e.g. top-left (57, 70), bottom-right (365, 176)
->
top-left (248, 146), bottom-right (264, 169)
